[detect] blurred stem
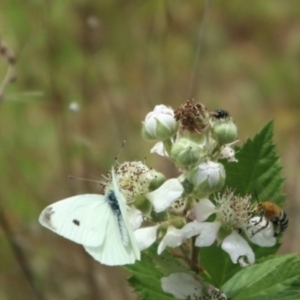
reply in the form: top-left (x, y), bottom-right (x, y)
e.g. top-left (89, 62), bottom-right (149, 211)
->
top-left (190, 236), bottom-right (200, 273)
top-left (0, 40), bottom-right (16, 101)
top-left (0, 208), bottom-right (44, 300)
top-left (187, 0), bottom-right (211, 99)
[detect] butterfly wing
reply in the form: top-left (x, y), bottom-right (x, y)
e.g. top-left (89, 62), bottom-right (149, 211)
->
top-left (111, 169), bottom-right (141, 260)
top-left (84, 211), bottom-right (138, 265)
top-left (39, 194), bottom-right (111, 247)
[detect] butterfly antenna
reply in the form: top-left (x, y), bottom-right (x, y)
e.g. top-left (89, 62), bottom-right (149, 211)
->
top-left (187, 0), bottom-right (211, 99)
top-left (114, 140), bottom-right (126, 165)
top-left (68, 175), bottom-right (102, 185)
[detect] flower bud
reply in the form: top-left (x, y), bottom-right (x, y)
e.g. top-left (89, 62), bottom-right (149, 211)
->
top-left (171, 138), bottom-right (202, 167)
top-left (142, 105), bottom-right (178, 140)
top-left (148, 171), bottom-right (166, 192)
top-left (212, 119), bottom-right (238, 146)
top-left (134, 194), bottom-right (152, 217)
top-left (187, 161), bottom-right (225, 197)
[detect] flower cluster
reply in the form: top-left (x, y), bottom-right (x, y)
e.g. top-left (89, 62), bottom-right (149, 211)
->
top-left (109, 100), bottom-right (281, 299)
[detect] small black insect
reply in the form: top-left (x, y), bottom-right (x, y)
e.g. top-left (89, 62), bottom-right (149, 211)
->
top-left (73, 219), bottom-right (80, 226)
top-left (212, 109), bottom-right (230, 119)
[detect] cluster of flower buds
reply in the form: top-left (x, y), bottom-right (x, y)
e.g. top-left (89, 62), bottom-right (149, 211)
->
top-left (142, 100), bottom-right (238, 197)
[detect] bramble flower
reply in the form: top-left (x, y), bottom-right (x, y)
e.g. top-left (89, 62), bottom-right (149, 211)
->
top-left (157, 226), bottom-right (186, 255)
top-left (142, 104), bottom-right (178, 140)
top-left (115, 161), bottom-right (155, 202)
top-left (161, 272), bottom-right (228, 300)
top-left (145, 178), bottom-right (184, 213)
top-left (161, 273), bottom-right (203, 299)
top-left (182, 190), bottom-right (261, 265)
top-left (134, 225), bottom-right (160, 251)
top-left (174, 99), bottom-right (210, 134)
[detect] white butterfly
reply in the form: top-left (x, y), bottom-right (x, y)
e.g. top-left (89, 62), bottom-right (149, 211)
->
top-left (39, 169), bottom-right (140, 266)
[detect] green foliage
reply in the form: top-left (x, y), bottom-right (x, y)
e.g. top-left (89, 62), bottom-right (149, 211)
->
top-left (224, 121), bottom-right (285, 205)
top-left (126, 247), bottom-right (181, 300)
top-left (199, 244), bottom-right (241, 288)
top-left (223, 254), bottom-right (300, 300)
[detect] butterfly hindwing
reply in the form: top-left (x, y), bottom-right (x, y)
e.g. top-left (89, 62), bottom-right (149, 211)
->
top-left (111, 170), bottom-right (141, 260)
top-left (84, 209), bottom-right (137, 265)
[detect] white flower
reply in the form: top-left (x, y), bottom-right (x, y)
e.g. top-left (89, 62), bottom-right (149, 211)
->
top-left (219, 145), bottom-right (238, 162)
top-left (115, 161), bottom-right (155, 202)
top-left (134, 225), bottom-right (159, 251)
top-left (182, 191), bottom-right (259, 266)
top-left (142, 104), bottom-right (178, 140)
top-left (161, 273), bottom-right (203, 299)
top-left (187, 161), bottom-right (225, 196)
top-left (182, 221), bottom-right (221, 247)
top-left (245, 216), bottom-right (276, 247)
top-left (221, 230), bottom-right (255, 265)
top-left (187, 198), bottom-right (217, 222)
top-left (150, 142), bottom-right (169, 157)
top-left (145, 178), bottom-right (184, 213)
top-left (158, 226), bottom-right (186, 255)
top-left (128, 206), bottom-right (143, 230)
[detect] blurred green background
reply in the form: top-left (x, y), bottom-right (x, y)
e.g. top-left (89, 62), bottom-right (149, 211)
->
top-left (0, 0), bottom-right (299, 299)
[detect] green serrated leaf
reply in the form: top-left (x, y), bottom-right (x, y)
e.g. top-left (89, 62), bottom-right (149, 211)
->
top-left (151, 251), bottom-right (191, 276)
top-left (126, 247), bottom-right (177, 300)
top-left (222, 254), bottom-right (300, 300)
top-left (224, 121), bottom-right (285, 206)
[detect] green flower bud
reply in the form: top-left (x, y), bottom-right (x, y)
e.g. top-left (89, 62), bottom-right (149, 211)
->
top-left (134, 194), bottom-right (152, 217)
top-left (148, 171), bottom-right (166, 192)
top-left (187, 161), bottom-right (225, 197)
top-left (171, 138), bottom-right (202, 167)
top-left (212, 119), bottom-right (238, 146)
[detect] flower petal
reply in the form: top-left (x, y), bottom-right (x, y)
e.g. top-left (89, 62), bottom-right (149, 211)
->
top-left (182, 221), bottom-right (221, 247)
top-left (150, 142), bottom-right (169, 157)
top-left (195, 221), bottom-right (221, 247)
top-left (246, 216), bottom-right (276, 247)
top-left (188, 198), bottom-right (217, 222)
top-left (134, 225), bottom-right (159, 251)
top-left (161, 273), bottom-right (202, 299)
top-left (128, 207), bottom-right (143, 230)
top-left (146, 179), bottom-right (184, 213)
top-left (157, 226), bottom-right (185, 255)
top-left (221, 230), bottom-right (255, 265)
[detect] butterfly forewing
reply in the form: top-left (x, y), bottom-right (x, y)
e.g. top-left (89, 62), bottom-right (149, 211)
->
top-left (39, 194), bottom-right (110, 247)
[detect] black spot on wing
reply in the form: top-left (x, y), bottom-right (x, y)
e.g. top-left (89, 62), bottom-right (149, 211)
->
top-left (41, 207), bottom-right (56, 230)
top-left (73, 219), bottom-right (80, 226)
